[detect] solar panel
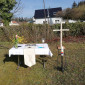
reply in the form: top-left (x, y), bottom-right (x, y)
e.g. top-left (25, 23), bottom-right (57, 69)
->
top-left (34, 7), bottom-right (62, 19)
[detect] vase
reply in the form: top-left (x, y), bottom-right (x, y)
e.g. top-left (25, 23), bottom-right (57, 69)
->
top-left (14, 43), bottom-right (18, 48)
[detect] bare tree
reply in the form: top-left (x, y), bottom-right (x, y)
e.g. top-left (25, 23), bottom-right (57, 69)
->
top-left (13, 0), bottom-right (23, 15)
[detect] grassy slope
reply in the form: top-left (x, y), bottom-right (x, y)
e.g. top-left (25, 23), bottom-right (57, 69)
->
top-left (0, 42), bottom-right (85, 85)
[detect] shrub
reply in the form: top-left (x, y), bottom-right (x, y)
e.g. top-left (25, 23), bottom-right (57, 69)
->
top-left (0, 22), bottom-right (85, 42)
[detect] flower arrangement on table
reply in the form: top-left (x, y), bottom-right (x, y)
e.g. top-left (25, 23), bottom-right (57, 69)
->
top-left (12, 34), bottom-right (26, 48)
top-left (14, 35), bottom-right (19, 48)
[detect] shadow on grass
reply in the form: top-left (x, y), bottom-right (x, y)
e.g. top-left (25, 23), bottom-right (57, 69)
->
top-left (36, 55), bottom-right (48, 68)
top-left (37, 55), bottom-right (48, 64)
top-left (3, 54), bottom-right (51, 69)
top-left (54, 66), bottom-right (65, 73)
top-left (36, 59), bottom-right (43, 65)
top-left (54, 66), bottom-right (62, 71)
top-left (3, 54), bottom-right (28, 68)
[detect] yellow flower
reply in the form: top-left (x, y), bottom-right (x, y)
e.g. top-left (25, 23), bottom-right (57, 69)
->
top-left (11, 35), bottom-right (27, 44)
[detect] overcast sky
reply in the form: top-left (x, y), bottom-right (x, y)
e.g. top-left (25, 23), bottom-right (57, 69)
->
top-left (15, 0), bottom-right (82, 18)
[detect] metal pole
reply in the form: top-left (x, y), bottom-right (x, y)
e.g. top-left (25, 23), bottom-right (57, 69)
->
top-left (60, 20), bottom-right (62, 48)
top-left (43, 0), bottom-right (47, 40)
top-left (17, 55), bottom-right (20, 70)
top-left (47, 7), bottom-right (50, 24)
top-left (43, 0), bottom-right (46, 23)
top-left (61, 56), bottom-right (64, 72)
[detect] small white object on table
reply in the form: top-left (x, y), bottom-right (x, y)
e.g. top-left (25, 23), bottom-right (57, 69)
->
top-left (9, 43), bottom-right (53, 67)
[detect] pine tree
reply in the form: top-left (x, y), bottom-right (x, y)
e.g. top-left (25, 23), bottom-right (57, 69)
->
top-left (0, 0), bottom-right (17, 26)
top-left (72, 1), bottom-right (77, 8)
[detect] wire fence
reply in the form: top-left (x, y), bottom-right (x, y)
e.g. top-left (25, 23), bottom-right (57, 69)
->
top-left (0, 23), bottom-right (85, 43)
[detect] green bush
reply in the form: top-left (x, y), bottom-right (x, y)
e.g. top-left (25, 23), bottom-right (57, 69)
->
top-left (0, 22), bottom-right (85, 42)
top-left (63, 22), bottom-right (85, 36)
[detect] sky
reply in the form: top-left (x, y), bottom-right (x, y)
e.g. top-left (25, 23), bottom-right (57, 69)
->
top-left (15, 0), bottom-right (82, 18)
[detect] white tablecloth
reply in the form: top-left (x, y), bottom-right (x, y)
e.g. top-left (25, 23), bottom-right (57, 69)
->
top-left (24, 46), bottom-right (36, 67)
top-left (9, 43), bottom-right (53, 57)
top-left (9, 43), bottom-right (53, 67)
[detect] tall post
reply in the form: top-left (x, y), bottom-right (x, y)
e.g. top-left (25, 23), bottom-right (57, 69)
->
top-left (47, 7), bottom-right (50, 24)
top-left (60, 20), bottom-right (64, 72)
top-left (43, 0), bottom-right (47, 40)
top-left (43, 0), bottom-right (46, 23)
top-left (60, 20), bottom-right (62, 49)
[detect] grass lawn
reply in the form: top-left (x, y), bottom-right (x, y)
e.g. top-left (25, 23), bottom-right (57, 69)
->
top-left (0, 42), bottom-right (85, 85)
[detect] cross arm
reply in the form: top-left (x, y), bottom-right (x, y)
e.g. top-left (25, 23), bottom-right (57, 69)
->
top-left (53, 29), bottom-right (69, 32)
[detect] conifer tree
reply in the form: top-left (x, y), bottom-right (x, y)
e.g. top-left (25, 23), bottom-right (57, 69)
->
top-left (0, 0), bottom-right (17, 26)
top-left (72, 1), bottom-right (77, 8)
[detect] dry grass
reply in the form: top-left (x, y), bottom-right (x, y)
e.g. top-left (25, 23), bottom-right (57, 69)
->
top-left (0, 41), bottom-right (85, 85)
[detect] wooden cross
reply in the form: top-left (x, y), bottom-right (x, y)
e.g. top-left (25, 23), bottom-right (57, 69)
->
top-left (53, 20), bottom-right (69, 72)
top-left (53, 20), bottom-right (69, 56)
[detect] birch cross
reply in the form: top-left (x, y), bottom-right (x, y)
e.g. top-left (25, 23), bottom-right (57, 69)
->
top-left (53, 21), bottom-right (69, 56)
